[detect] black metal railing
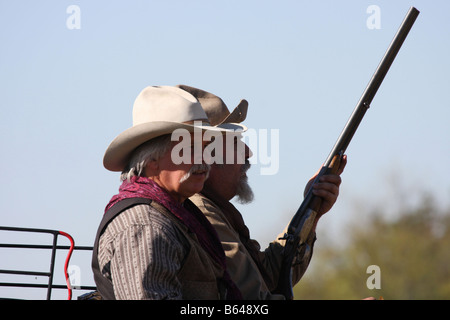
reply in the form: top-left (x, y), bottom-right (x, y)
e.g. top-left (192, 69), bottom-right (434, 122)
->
top-left (0, 226), bottom-right (96, 300)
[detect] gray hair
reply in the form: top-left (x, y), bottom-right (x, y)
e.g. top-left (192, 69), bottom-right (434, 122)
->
top-left (120, 134), bottom-right (172, 182)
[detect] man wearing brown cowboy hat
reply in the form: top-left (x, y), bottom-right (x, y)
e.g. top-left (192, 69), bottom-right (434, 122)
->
top-left (92, 86), bottom-right (245, 299)
top-left (179, 85), bottom-right (346, 299)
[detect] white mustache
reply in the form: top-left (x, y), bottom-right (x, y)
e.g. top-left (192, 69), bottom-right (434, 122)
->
top-left (179, 163), bottom-right (211, 183)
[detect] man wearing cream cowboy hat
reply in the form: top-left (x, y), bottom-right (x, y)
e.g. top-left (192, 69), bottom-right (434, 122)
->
top-left (92, 85), bottom-right (244, 300)
top-left (178, 85), bottom-right (346, 299)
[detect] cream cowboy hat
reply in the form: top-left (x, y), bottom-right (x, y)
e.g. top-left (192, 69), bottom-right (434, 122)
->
top-left (103, 85), bottom-right (247, 172)
top-left (176, 85), bottom-right (248, 126)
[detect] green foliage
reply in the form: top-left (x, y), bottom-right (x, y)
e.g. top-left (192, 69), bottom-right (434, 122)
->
top-left (293, 194), bottom-right (450, 300)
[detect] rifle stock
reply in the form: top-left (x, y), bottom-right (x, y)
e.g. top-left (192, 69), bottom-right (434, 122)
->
top-left (273, 7), bottom-right (419, 300)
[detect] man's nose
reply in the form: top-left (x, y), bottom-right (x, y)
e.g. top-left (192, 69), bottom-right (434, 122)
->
top-left (245, 143), bottom-right (253, 159)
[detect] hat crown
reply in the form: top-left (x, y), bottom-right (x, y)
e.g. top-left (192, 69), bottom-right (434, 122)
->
top-left (175, 85), bottom-right (248, 126)
top-left (132, 86), bottom-right (209, 126)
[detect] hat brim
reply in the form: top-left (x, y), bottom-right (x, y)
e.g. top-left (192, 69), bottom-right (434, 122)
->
top-left (103, 121), bottom-right (247, 172)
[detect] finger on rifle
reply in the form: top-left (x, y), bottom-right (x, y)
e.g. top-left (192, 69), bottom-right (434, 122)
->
top-left (313, 179), bottom-right (340, 196)
top-left (336, 154), bottom-right (347, 175)
top-left (318, 173), bottom-right (342, 187)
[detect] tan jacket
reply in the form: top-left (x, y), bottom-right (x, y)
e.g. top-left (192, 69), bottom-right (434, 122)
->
top-left (190, 193), bottom-right (315, 300)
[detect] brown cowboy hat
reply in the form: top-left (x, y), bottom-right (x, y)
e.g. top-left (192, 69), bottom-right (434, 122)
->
top-left (176, 85), bottom-right (248, 126)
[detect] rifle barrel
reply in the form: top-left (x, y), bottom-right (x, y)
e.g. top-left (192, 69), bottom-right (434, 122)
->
top-left (323, 6), bottom-right (420, 167)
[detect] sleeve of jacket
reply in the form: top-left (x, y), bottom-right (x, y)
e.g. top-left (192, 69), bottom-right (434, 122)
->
top-left (262, 225), bottom-right (316, 290)
top-left (191, 194), bottom-right (316, 299)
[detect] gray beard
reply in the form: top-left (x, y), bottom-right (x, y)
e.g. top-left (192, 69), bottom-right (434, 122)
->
top-left (235, 162), bottom-right (254, 204)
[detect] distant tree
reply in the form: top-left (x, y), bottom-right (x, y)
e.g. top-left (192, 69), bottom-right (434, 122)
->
top-left (293, 193), bottom-right (450, 299)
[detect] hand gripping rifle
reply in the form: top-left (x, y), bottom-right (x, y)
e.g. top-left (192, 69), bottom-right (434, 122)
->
top-left (273, 7), bottom-right (420, 300)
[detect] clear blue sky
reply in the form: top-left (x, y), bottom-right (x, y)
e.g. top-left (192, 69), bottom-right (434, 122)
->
top-left (1, 0), bottom-right (449, 299)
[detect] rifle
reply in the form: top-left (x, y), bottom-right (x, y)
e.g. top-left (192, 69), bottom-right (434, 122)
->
top-left (273, 7), bottom-right (420, 300)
